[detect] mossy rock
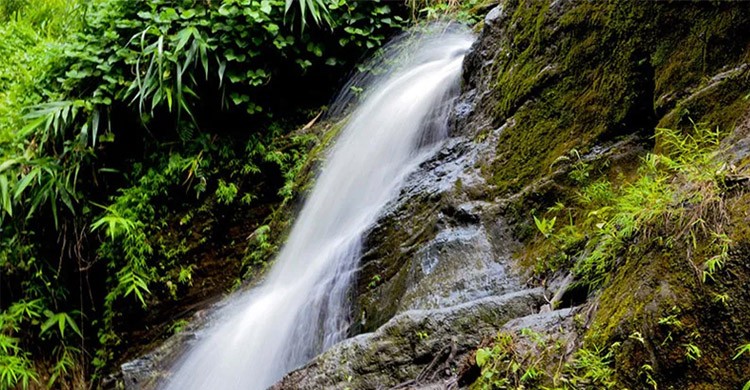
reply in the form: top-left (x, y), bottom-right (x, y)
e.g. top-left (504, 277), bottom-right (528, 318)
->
top-left (463, 0), bottom-right (750, 387)
top-left (465, 0), bottom-right (750, 195)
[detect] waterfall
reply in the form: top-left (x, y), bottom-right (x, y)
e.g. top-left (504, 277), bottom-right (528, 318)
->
top-left (162, 26), bottom-right (474, 390)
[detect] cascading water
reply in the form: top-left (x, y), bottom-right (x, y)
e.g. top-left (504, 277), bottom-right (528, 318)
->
top-left (162, 26), bottom-right (474, 390)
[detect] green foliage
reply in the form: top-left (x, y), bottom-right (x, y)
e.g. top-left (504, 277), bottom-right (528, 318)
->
top-left (473, 332), bottom-right (534, 388)
top-left (734, 343), bottom-right (750, 360)
top-left (285, 0), bottom-right (332, 30)
top-left (178, 265), bottom-right (194, 286)
top-left (46, 345), bottom-right (80, 389)
top-left (29, 0), bottom-right (406, 139)
top-left (472, 329), bottom-right (619, 389)
top-left (406, 0), bottom-right (489, 24)
top-left (533, 121), bottom-right (731, 290)
top-left (40, 311), bottom-right (82, 339)
top-left (90, 205), bottom-right (137, 241)
top-left (683, 342), bottom-right (702, 362)
top-left (215, 179), bottom-right (238, 205)
top-left (559, 149), bottom-right (590, 184)
top-left (0, 334), bottom-right (38, 390)
top-left (368, 274), bottom-right (382, 289)
top-left (563, 345), bottom-right (618, 389)
top-left (167, 319), bottom-right (189, 335)
top-left (0, 298), bottom-right (84, 389)
top-left (246, 224), bottom-right (274, 266)
top-left (0, 0), bottom-right (84, 36)
top-left (533, 215), bottom-right (556, 238)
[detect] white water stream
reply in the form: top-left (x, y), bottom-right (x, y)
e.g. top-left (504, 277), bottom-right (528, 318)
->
top-left (163, 27), bottom-right (474, 390)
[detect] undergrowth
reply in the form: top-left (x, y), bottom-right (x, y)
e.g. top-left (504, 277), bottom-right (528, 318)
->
top-left (532, 120), bottom-right (731, 292)
top-left (481, 121), bottom-right (737, 389)
top-left (473, 328), bottom-right (618, 389)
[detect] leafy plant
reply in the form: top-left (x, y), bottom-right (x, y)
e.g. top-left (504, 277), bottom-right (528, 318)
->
top-left (368, 274), bottom-right (382, 289)
top-left (406, 0), bottom-right (487, 24)
top-left (167, 319), bottom-right (189, 335)
top-left (639, 364), bottom-right (658, 390)
top-left (472, 330), bottom-right (619, 389)
top-left (565, 345), bottom-right (618, 388)
top-left (285, 0), bottom-right (332, 30)
top-left (534, 121), bottom-right (732, 290)
top-left (733, 343), bottom-right (750, 360)
top-left (683, 342), bottom-right (702, 361)
top-left (0, 333), bottom-right (39, 389)
top-left (564, 149), bottom-right (590, 183)
top-left (40, 311), bottom-right (82, 339)
top-left (533, 215), bottom-right (557, 238)
top-left (47, 345), bottom-right (80, 389)
top-left (215, 179), bottom-right (238, 205)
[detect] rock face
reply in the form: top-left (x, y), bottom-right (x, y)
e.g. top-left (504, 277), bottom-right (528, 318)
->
top-left (273, 290), bottom-right (545, 389)
top-left (354, 133), bottom-right (525, 335)
top-left (273, 6), bottom-right (561, 386)
top-left (271, 92), bottom-right (556, 387)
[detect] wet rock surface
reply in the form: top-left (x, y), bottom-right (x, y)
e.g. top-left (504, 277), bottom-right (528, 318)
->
top-left (273, 289), bottom-right (545, 390)
top-left (274, 140), bottom-right (533, 388)
top-left (115, 331), bottom-right (190, 390)
top-left (113, 307), bottom-right (216, 389)
top-left (274, 20), bottom-right (539, 386)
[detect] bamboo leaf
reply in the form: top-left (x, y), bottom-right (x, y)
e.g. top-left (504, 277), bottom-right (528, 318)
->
top-left (18, 116), bottom-right (47, 138)
top-left (0, 175), bottom-right (11, 216)
top-left (58, 186), bottom-right (75, 214)
top-left (14, 168), bottom-right (39, 199)
top-left (64, 314), bottom-right (82, 338)
top-left (50, 193), bottom-right (59, 227)
top-left (92, 109), bottom-right (100, 146)
top-left (40, 316), bottom-right (57, 336)
top-left (0, 159), bottom-right (17, 173)
top-left (217, 58), bottom-right (226, 85)
top-left (174, 27), bottom-right (193, 53)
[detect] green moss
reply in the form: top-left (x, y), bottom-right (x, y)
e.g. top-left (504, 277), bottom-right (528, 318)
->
top-left (652, 3), bottom-right (750, 108)
top-left (485, 1), bottom-right (656, 194)
top-left (586, 229), bottom-right (750, 389)
top-left (471, 1), bottom-right (750, 388)
top-left (509, 114), bottom-right (749, 386)
top-left (578, 129), bottom-right (750, 387)
top-left (483, 0), bottom-right (750, 195)
top-left (727, 192), bottom-right (750, 243)
top-left (490, 0), bottom-right (551, 120)
top-left (658, 73), bottom-right (750, 134)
